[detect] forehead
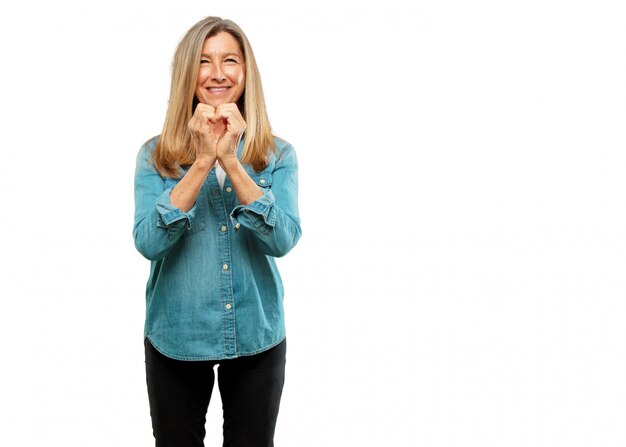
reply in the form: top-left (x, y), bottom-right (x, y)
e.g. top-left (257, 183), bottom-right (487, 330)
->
top-left (201, 31), bottom-right (243, 55)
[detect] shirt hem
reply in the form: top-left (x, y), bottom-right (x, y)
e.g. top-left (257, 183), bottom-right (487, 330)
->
top-left (144, 334), bottom-right (286, 361)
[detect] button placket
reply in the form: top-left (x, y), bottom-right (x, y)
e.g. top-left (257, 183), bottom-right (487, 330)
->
top-left (206, 171), bottom-right (237, 356)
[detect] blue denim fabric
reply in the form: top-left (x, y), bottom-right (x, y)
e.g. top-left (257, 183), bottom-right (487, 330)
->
top-left (133, 136), bottom-right (301, 360)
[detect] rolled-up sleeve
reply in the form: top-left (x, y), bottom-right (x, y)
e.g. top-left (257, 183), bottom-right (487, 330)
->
top-left (230, 144), bottom-right (301, 257)
top-left (155, 187), bottom-right (196, 228)
top-left (133, 142), bottom-right (196, 260)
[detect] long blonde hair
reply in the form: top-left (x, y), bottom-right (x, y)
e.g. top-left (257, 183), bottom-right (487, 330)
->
top-left (154, 17), bottom-right (274, 178)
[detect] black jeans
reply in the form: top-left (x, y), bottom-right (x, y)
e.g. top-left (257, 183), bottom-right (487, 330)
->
top-left (144, 338), bottom-right (286, 447)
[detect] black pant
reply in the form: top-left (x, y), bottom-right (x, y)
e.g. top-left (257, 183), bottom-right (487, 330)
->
top-left (145, 338), bottom-right (286, 447)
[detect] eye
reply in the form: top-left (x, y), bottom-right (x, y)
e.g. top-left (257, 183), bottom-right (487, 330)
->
top-left (200, 59), bottom-right (210, 64)
top-left (225, 58), bottom-right (238, 63)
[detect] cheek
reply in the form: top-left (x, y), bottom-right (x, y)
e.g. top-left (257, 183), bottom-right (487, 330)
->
top-left (236, 70), bottom-right (245, 86)
top-left (235, 71), bottom-right (245, 99)
top-left (225, 67), bottom-right (245, 89)
top-left (196, 68), bottom-right (208, 87)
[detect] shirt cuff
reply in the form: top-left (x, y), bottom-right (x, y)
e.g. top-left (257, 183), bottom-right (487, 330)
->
top-left (230, 190), bottom-right (276, 229)
top-left (156, 187), bottom-right (197, 229)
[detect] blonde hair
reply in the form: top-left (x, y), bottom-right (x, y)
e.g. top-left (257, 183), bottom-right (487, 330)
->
top-left (154, 17), bottom-right (274, 178)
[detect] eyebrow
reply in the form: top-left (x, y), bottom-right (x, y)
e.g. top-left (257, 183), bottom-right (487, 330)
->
top-left (200, 53), bottom-right (242, 59)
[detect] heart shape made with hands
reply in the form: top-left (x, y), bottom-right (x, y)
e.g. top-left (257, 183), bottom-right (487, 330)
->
top-left (206, 113), bottom-right (229, 141)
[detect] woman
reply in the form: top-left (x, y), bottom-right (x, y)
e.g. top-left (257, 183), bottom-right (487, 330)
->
top-left (133, 16), bottom-right (301, 447)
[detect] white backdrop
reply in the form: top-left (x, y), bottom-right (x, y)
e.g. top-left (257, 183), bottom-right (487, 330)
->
top-left (0, 0), bottom-right (625, 446)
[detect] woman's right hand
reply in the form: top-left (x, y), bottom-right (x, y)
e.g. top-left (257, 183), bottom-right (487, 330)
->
top-left (170, 104), bottom-right (220, 213)
top-left (187, 103), bottom-right (220, 164)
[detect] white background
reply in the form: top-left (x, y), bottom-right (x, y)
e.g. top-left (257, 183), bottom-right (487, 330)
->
top-left (0, 0), bottom-right (625, 446)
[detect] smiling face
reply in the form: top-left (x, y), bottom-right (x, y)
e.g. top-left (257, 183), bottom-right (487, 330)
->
top-left (194, 31), bottom-right (246, 108)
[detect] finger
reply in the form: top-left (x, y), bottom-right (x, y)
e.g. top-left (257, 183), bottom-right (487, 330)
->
top-left (195, 103), bottom-right (216, 114)
top-left (215, 104), bottom-right (243, 123)
top-left (215, 103), bottom-right (238, 112)
top-left (212, 107), bottom-right (227, 121)
top-left (208, 109), bottom-right (230, 129)
top-left (201, 111), bottom-right (216, 124)
top-left (215, 108), bottom-right (245, 131)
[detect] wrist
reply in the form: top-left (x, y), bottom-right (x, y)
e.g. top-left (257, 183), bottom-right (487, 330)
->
top-left (194, 155), bottom-right (216, 170)
top-left (219, 155), bottom-right (241, 175)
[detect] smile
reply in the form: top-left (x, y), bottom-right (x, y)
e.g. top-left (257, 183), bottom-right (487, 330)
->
top-left (206, 87), bottom-right (231, 94)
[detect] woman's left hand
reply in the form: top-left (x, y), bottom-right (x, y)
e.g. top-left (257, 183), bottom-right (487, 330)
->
top-left (214, 103), bottom-right (246, 164)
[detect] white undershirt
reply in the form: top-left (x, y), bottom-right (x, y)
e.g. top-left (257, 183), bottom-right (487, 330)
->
top-left (215, 161), bottom-right (227, 190)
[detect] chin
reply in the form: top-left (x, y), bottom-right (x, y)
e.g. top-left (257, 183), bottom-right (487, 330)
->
top-left (209, 98), bottom-right (233, 108)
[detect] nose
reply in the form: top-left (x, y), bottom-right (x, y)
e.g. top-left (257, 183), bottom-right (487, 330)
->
top-left (210, 63), bottom-right (225, 82)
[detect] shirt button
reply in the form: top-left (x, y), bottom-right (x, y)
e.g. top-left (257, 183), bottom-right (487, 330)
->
top-left (235, 223), bottom-right (241, 230)
top-left (221, 225), bottom-right (227, 232)
top-left (260, 179), bottom-right (266, 185)
top-left (225, 303), bottom-right (232, 310)
top-left (226, 187), bottom-right (232, 192)
top-left (223, 263), bottom-right (229, 270)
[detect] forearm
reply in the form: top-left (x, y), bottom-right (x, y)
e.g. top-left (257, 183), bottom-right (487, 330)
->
top-left (221, 157), bottom-right (263, 205)
top-left (170, 155), bottom-right (215, 212)
top-left (225, 143), bottom-right (301, 257)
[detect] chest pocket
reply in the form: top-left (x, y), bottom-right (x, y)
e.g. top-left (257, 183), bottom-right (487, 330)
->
top-left (163, 178), bottom-right (207, 235)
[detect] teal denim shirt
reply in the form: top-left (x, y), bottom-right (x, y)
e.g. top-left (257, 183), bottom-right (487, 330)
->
top-left (133, 136), bottom-right (301, 360)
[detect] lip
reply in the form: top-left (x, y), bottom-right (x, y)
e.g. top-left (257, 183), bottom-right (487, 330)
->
top-left (205, 87), bottom-right (231, 94)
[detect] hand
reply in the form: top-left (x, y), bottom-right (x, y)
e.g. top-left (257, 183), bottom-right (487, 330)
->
top-left (187, 103), bottom-right (220, 164)
top-left (213, 103), bottom-right (246, 165)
